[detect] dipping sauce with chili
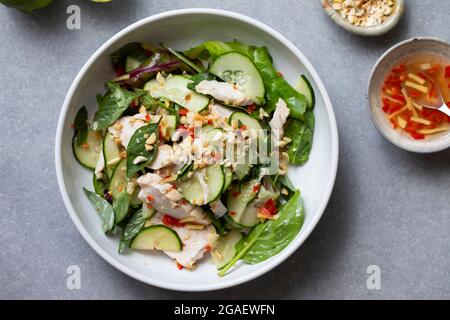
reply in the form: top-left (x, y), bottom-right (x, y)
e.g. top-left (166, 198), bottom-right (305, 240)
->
top-left (381, 56), bottom-right (450, 140)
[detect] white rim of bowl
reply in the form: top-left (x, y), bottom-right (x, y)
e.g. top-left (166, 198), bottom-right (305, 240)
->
top-left (55, 8), bottom-right (339, 292)
top-left (367, 37), bottom-right (450, 153)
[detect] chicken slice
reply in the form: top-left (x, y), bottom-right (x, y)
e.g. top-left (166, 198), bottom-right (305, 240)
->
top-left (196, 80), bottom-right (255, 107)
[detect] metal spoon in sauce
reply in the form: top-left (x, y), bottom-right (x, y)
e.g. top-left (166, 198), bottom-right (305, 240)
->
top-left (405, 75), bottom-right (450, 117)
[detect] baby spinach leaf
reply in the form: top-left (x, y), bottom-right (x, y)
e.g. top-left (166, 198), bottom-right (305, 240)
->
top-left (113, 192), bottom-right (130, 225)
top-left (83, 188), bottom-right (115, 233)
top-left (127, 122), bottom-right (159, 178)
top-left (119, 209), bottom-right (147, 254)
top-left (73, 106), bottom-right (88, 146)
top-left (241, 190), bottom-right (304, 264)
top-left (218, 190), bottom-right (304, 276)
top-left (250, 47), bottom-right (307, 118)
top-left (187, 72), bottom-right (216, 91)
top-left (93, 81), bottom-right (137, 131)
top-left (285, 110), bottom-right (315, 165)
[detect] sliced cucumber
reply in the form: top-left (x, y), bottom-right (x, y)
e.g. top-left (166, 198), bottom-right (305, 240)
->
top-left (93, 173), bottom-right (106, 196)
top-left (223, 215), bottom-right (248, 231)
top-left (103, 132), bottom-right (121, 179)
top-left (130, 225), bottom-right (182, 252)
top-left (144, 75), bottom-right (209, 113)
top-left (130, 185), bottom-right (143, 207)
top-left (229, 112), bottom-right (262, 130)
top-left (233, 163), bottom-right (251, 181)
top-left (201, 126), bottom-right (224, 146)
top-left (210, 52), bottom-right (265, 105)
top-left (211, 231), bottom-right (243, 269)
top-left (163, 114), bottom-right (178, 139)
top-left (180, 165), bottom-right (224, 205)
top-left (109, 158), bottom-right (127, 199)
top-left (73, 130), bottom-right (103, 170)
top-left (226, 179), bottom-right (260, 224)
top-left (240, 185), bottom-right (279, 227)
top-left (142, 203), bottom-right (156, 219)
top-left (223, 167), bottom-right (233, 192)
top-left (296, 74), bottom-right (315, 109)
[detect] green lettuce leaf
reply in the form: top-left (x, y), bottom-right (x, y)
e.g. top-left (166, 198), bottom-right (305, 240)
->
top-left (119, 209), bottom-right (147, 254)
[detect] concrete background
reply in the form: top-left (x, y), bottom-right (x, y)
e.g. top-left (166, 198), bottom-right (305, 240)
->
top-left (0, 0), bottom-right (449, 299)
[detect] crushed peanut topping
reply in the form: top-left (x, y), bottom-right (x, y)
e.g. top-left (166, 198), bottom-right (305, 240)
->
top-left (330, 0), bottom-right (395, 27)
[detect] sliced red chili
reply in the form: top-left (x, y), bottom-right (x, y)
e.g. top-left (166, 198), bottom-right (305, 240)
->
top-left (178, 107), bottom-right (189, 116)
top-left (162, 215), bottom-right (185, 227)
top-left (262, 198), bottom-right (278, 216)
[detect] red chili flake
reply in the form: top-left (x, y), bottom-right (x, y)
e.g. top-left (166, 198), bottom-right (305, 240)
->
top-left (229, 211), bottom-right (237, 216)
top-left (179, 199), bottom-right (188, 205)
top-left (145, 114), bottom-right (151, 122)
top-left (246, 104), bottom-right (257, 113)
top-left (146, 203), bottom-right (153, 209)
top-left (178, 108), bottom-right (189, 116)
top-left (277, 71), bottom-right (283, 77)
top-left (70, 123), bottom-right (75, 129)
top-left (115, 67), bottom-right (125, 77)
top-left (207, 119), bottom-right (214, 125)
top-left (411, 132), bottom-right (425, 140)
top-left (176, 263), bottom-right (184, 271)
top-left (185, 94), bottom-right (192, 102)
top-left (239, 125), bottom-right (248, 131)
top-left (204, 245), bottom-right (212, 252)
top-left (231, 191), bottom-right (241, 197)
top-left (262, 198), bottom-right (278, 216)
top-left (162, 215), bottom-right (185, 227)
top-left (252, 183), bottom-right (261, 193)
top-left (147, 195), bottom-right (155, 202)
top-left (130, 99), bottom-right (138, 108)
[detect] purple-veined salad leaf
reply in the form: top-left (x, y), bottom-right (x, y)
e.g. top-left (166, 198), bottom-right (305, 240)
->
top-left (110, 42), bottom-right (154, 72)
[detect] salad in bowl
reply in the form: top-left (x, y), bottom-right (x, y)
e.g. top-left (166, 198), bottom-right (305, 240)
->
top-left (72, 40), bottom-right (315, 276)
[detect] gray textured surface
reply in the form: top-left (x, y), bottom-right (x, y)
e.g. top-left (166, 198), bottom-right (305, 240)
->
top-left (0, 0), bottom-right (449, 300)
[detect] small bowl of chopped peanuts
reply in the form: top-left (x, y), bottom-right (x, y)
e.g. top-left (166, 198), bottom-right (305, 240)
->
top-left (321, 0), bottom-right (405, 36)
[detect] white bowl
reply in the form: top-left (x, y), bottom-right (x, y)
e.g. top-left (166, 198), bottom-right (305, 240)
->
top-left (368, 37), bottom-right (450, 153)
top-left (55, 9), bottom-right (339, 291)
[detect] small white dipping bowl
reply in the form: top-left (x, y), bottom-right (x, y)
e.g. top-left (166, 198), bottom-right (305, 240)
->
top-left (320, 0), bottom-right (405, 36)
top-left (55, 9), bottom-right (339, 291)
top-left (368, 37), bottom-right (450, 153)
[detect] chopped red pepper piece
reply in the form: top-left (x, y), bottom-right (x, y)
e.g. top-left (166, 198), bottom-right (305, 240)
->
top-left (147, 195), bottom-right (154, 202)
top-left (176, 263), bottom-right (184, 270)
top-left (262, 198), bottom-right (278, 216)
top-left (252, 183), bottom-right (261, 193)
top-left (178, 108), bottom-right (189, 116)
top-left (162, 215), bottom-right (185, 227)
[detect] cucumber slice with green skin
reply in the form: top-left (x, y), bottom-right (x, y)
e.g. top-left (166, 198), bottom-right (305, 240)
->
top-left (296, 74), bottom-right (315, 109)
top-left (125, 56), bottom-right (145, 73)
top-left (211, 230), bottom-right (243, 269)
top-left (130, 225), bottom-right (182, 252)
top-left (229, 112), bottom-right (262, 130)
top-left (223, 215), bottom-right (248, 231)
top-left (93, 173), bottom-right (106, 196)
top-left (129, 185), bottom-right (143, 207)
top-left (240, 185), bottom-right (279, 228)
top-left (109, 158), bottom-right (127, 199)
top-left (226, 179), bottom-right (260, 224)
top-left (210, 52), bottom-right (265, 105)
top-left (201, 126), bottom-right (224, 146)
top-left (142, 203), bottom-right (156, 219)
top-left (180, 165), bottom-right (224, 205)
top-left (223, 167), bottom-right (233, 192)
top-left (233, 163), bottom-right (251, 181)
top-left (73, 130), bottom-right (103, 170)
top-left (144, 75), bottom-right (209, 113)
top-left (163, 114), bottom-right (178, 139)
top-left (103, 132), bottom-right (121, 179)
